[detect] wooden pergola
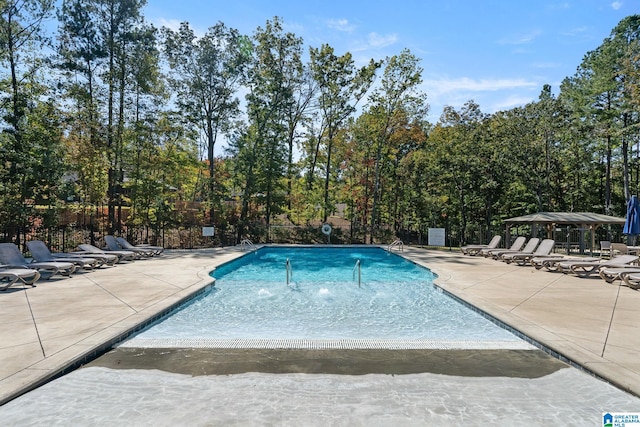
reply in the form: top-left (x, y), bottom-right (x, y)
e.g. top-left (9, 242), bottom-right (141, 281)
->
top-left (503, 212), bottom-right (625, 254)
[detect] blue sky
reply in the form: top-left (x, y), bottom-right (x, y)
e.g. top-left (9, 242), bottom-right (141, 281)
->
top-left (143, 0), bottom-right (635, 122)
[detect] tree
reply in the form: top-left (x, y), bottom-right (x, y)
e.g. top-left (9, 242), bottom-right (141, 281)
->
top-left (531, 85), bottom-right (564, 210)
top-left (57, 0), bottom-right (158, 234)
top-left (231, 17), bottom-right (306, 241)
top-left (97, 0), bottom-right (150, 233)
top-left (560, 15), bottom-right (640, 213)
top-left (57, 0), bottom-right (109, 223)
top-left (281, 48), bottom-right (315, 220)
top-left (362, 49), bottom-right (428, 242)
top-left (0, 0), bottom-right (58, 245)
top-left (430, 101), bottom-right (490, 244)
top-left (308, 44), bottom-right (379, 221)
top-left (121, 23), bottom-right (172, 239)
top-left (608, 15), bottom-right (640, 200)
top-left (162, 21), bottom-right (250, 225)
top-left (622, 26), bottom-right (640, 195)
top-left (125, 110), bottom-right (201, 242)
top-left (493, 89), bottom-right (567, 217)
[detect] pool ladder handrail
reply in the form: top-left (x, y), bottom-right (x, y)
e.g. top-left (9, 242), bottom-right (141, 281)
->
top-left (240, 239), bottom-right (256, 251)
top-left (352, 259), bottom-right (361, 288)
top-left (388, 239), bottom-right (404, 252)
top-left (286, 258), bottom-right (293, 285)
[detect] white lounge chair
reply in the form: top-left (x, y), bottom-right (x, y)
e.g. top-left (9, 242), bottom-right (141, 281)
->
top-left (557, 255), bottom-right (639, 277)
top-left (531, 256), bottom-right (599, 271)
top-left (77, 244), bottom-right (136, 263)
top-left (598, 266), bottom-right (640, 283)
top-left (0, 243), bottom-right (76, 279)
top-left (481, 236), bottom-right (526, 258)
top-left (0, 265), bottom-right (41, 291)
top-left (116, 236), bottom-right (164, 255)
top-left (27, 240), bottom-right (101, 270)
top-left (502, 239), bottom-right (555, 265)
top-left (611, 243), bottom-right (629, 257)
top-left (67, 249), bottom-right (118, 266)
top-left (622, 272), bottom-right (640, 289)
top-left (460, 235), bottom-right (501, 256)
top-left (599, 240), bottom-right (612, 259)
top-left (492, 238), bottom-right (540, 261)
top-left (104, 236), bottom-right (149, 258)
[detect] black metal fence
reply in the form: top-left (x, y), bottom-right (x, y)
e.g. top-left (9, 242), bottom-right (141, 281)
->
top-left (0, 221), bottom-right (625, 255)
top-left (0, 226), bottom-right (217, 253)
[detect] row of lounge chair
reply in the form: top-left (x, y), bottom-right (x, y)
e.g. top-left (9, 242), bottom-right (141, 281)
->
top-left (460, 235), bottom-right (501, 256)
top-left (0, 237), bottom-right (164, 291)
top-left (462, 235), bottom-right (640, 289)
top-left (483, 238), bottom-right (557, 265)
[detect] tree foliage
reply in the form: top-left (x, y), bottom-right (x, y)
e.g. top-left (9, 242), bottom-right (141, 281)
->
top-left (1, 11), bottom-right (640, 247)
top-left (0, 0), bottom-right (59, 245)
top-left (162, 21), bottom-right (249, 224)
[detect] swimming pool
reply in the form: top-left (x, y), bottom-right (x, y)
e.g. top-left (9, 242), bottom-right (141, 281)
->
top-left (122, 246), bottom-right (529, 349)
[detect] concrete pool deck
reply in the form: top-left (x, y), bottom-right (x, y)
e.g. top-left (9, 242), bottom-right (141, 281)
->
top-left (1, 245), bottom-right (639, 406)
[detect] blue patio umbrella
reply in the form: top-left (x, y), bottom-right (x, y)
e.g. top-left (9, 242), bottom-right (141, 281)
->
top-left (623, 195), bottom-right (640, 239)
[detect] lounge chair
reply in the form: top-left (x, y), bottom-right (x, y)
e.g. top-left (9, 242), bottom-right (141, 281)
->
top-left (556, 255), bottom-right (639, 277)
top-left (460, 235), bottom-right (501, 256)
top-left (622, 272), bottom-right (640, 289)
top-left (66, 250), bottom-right (118, 266)
top-left (104, 235), bottom-right (151, 258)
top-left (0, 243), bottom-right (76, 278)
top-left (116, 236), bottom-right (164, 255)
top-left (598, 266), bottom-right (640, 283)
top-left (599, 241), bottom-right (612, 259)
top-left (0, 265), bottom-right (41, 291)
top-left (611, 243), bottom-right (629, 257)
top-left (104, 236), bottom-right (155, 258)
top-left (531, 256), bottom-right (599, 271)
top-left (77, 244), bottom-right (136, 263)
top-left (26, 240), bottom-right (101, 270)
top-left (492, 238), bottom-right (540, 261)
top-left (481, 236), bottom-right (526, 258)
top-left (502, 239), bottom-right (555, 265)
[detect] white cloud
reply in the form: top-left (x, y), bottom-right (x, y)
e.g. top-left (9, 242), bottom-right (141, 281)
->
top-left (152, 18), bottom-right (207, 38)
top-left (490, 95), bottom-right (536, 112)
top-left (422, 77), bottom-right (540, 119)
top-left (327, 18), bottom-right (356, 33)
top-left (367, 32), bottom-right (398, 48)
top-left (154, 18), bottom-right (182, 32)
top-left (531, 61), bottom-right (561, 69)
top-left (498, 30), bottom-right (542, 45)
top-left (611, 1), bottom-right (623, 10)
top-left (424, 77), bottom-right (538, 96)
top-left (426, 91), bottom-right (537, 120)
top-left (347, 32), bottom-right (398, 54)
top-left (282, 21), bottom-right (305, 35)
top-left (561, 26), bottom-right (589, 37)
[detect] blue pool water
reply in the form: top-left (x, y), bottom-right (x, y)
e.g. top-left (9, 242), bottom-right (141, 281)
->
top-left (126, 247), bottom-right (525, 346)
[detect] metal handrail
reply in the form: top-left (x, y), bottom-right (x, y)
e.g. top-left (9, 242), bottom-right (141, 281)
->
top-left (352, 259), bottom-right (361, 288)
top-left (240, 239), bottom-right (256, 251)
top-left (387, 240), bottom-right (404, 252)
top-left (286, 258), bottom-right (292, 285)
